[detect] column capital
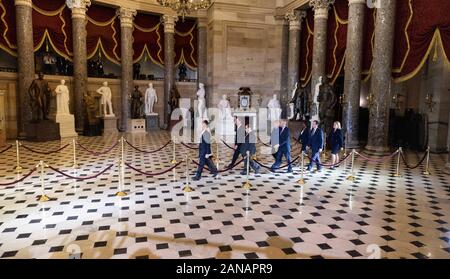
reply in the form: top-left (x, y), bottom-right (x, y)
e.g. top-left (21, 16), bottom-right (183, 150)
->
top-left (14, 0), bottom-right (32, 7)
top-left (348, 0), bottom-right (367, 4)
top-left (310, 0), bottom-right (334, 19)
top-left (66, 0), bottom-right (91, 19)
top-left (285, 10), bottom-right (307, 30)
top-left (117, 7), bottom-right (136, 28)
top-left (162, 15), bottom-right (178, 33)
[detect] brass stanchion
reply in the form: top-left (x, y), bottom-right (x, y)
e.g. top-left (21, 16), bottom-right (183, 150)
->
top-left (297, 151), bottom-right (305, 185)
top-left (346, 149), bottom-right (356, 181)
top-left (170, 141), bottom-right (177, 164)
top-left (116, 137), bottom-right (127, 197)
top-left (243, 151), bottom-right (252, 190)
top-left (183, 155), bottom-right (193, 192)
top-left (393, 147), bottom-right (402, 177)
top-left (38, 161), bottom-right (51, 202)
top-left (423, 146), bottom-right (430, 175)
top-left (72, 139), bottom-right (78, 169)
top-left (15, 140), bottom-right (22, 173)
top-left (322, 133), bottom-right (327, 160)
top-left (214, 139), bottom-right (220, 169)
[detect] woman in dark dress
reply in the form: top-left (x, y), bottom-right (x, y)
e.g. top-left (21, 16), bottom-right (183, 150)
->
top-left (330, 121), bottom-right (343, 169)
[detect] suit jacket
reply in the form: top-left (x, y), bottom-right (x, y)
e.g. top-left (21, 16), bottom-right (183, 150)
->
top-left (198, 130), bottom-right (212, 158)
top-left (330, 128), bottom-right (343, 150)
top-left (278, 126), bottom-right (291, 152)
top-left (299, 128), bottom-right (309, 150)
top-left (234, 124), bottom-right (246, 147)
top-left (308, 127), bottom-right (324, 153)
top-left (241, 131), bottom-right (257, 156)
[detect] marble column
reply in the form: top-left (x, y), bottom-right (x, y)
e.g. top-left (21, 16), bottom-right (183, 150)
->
top-left (285, 10), bottom-right (306, 112)
top-left (67, 0), bottom-right (90, 134)
top-left (342, 0), bottom-right (366, 148)
top-left (366, 0), bottom-right (397, 154)
top-left (445, 112), bottom-right (450, 174)
top-left (310, 0), bottom-right (334, 104)
top-left (162, 15), bottom-right (177, 129)
top-left (277, 17), bottom-right (289, 110)
top-left (14, 0), bottom-right (35, 139)
top-left (197, 17), bottom-right (208, 107)
top-left (117, 8), bottom-right (136, 132)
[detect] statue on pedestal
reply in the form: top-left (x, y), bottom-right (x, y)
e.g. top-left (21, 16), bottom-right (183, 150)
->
top-left (145, 83), bottom-right (157, 115)
top-left (217, 94), bottom-right (233, 119)
top-left (54, 80), bottom-right (71, 115)
top-left (267, 94), bottom-right (281, 121)
top-left (28, 72), bottom-right (51, 122)
top-left (83, 91), bottom-right (101, 136)
top-left (288, 83), bottom-right (309, 121)
top-left (178, 63), bottom-right (187, 81)
top-left (130, 85), bottom-right (143, 119)
top-left (96, 81), bottom-right (115, 117)
top-left (168, 84), bottom-right (180, 116)
top-left (197, 83), bottom-right (207, 118)
top-left (318, 80), bottom-right (337, 134)
top-left (311, 76), bottom-right (323, 121)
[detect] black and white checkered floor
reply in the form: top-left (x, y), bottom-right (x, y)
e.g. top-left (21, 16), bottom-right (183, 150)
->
top-left (0, 132), bottom-right (449, 259)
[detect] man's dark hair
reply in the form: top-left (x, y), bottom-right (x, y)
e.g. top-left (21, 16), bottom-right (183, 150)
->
top-left (203, 120), bottom-right (209, 125)
top-left (313, 120), bottom-right (319, 125)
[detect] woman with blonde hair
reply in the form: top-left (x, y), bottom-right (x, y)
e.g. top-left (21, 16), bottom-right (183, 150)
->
top-left (330, 121), bottom-right (343, 169)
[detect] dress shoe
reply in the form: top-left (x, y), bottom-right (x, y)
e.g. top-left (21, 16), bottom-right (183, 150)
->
top-left (254, 168), bottom-right (260, 174)
top-left (240, 170), bottom-right (247, 175)
top-left (192, 176), bottom-right (200, 181)
top-left (212, 173), bottom-right (218, 178)
top-left (286, 169), bottom-right (293, 173)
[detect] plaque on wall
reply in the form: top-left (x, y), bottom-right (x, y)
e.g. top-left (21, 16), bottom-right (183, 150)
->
top-left (238, 87), bottom-right (252, 111)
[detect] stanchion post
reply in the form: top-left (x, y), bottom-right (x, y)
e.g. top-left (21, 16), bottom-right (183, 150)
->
top-left (215, 138), bottom-right (220, 169)
top-left (116, 137), bottom-right (127, 197)
top-left (393, 147), bottom-right (402, 177)
top-left (322, 133), bottom-right (327, 160)
top-left (170, 140), bottom-right (177, 164)
top-left (183, 155), bottom-right (193, 192)
top-left (423, 146), bottom-right (430, 175)
top-left (243, 151), bottom-right (252, 189)
top-left (15, 140), bottom-right (22, 173)
top-left (72, 139), bottom-right (78, 169)
top-left (38, 161), bottom-right (50, 202)
top-left (346, 149), bottom-right (356, 181)
top-left (297, 151), bottom-right (305, 185)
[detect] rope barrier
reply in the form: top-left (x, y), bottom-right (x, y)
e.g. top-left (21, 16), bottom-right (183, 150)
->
top-left (355, 150), bottom-right (399, 163)
top-left (191, 158), bottom-right (245, 173)
top-left (125, 140), bottom-right (171, 154)
top-left (180, 142), bottom-right (199, 150)
top-left (305, 153), bottom-right (351, 167)
top-left (0, 167), bottom-right (37, 186)
top-left (0, 144), bottom-right (12, 154)
top-left (77, 142), bottom-right (119, 156)
top-left (125, 161), bottom-right (183, 176)
top-left (221, 140), bottom-right (235, 150)
top-left (257, 136), bottom-right (272, 147)
top-left (400, 151), bottom-right (428, 170)
top-left (254, 156), bottom-right (300, 171)
top-left (47, 164), bottom-right (114, 181)
top-left (20, 143), bottom-right (70, 155)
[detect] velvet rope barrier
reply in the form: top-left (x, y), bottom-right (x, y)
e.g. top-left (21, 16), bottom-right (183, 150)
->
top-left (191, 158), bottom-right (245, 173)
top-left (254, 156), bottom-right (300, 171)
top-left (221, 140), bottom-right (235, 150)
top-left (0, 167), bottom-right (38, 186)
top-left (305, 153), bottom-right (351, 167)
top-left (257, 137), bottom-right (271, 147)
top-left (125, 161), bottom-right (183, 176)
top-left (47, 164), bottom-right (114, 181)
top-left (354, 150), bottom-right (399, 163)
top-left (77, 142), bottom-right (119, 156)
top-left (125, 139), bottom-right (171, 154)
top-left (400, 151), bottom-right (428, 170)
top-left (181, 142), bottom-right (199, 150)
top-left (20, 143), bottom-right (71, 155)
top-left (0, 144), bottom-right (12, 154)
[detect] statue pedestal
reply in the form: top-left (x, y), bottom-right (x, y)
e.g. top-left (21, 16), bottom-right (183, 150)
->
top-left (145, 114), bottom-right (160, 131)
top-left (127, 119), bottom-right (146, 134)
top-left (25, 120), bottom-right (60, 142)
top-left (217, 118), bottom-right (235, 136)
top-left (55, 114), bottom-right (77, 138)
top-left (102, 116), bottom-right (118, 134)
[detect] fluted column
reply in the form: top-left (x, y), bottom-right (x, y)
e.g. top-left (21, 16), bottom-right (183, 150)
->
top-left (366, 0), bottom-right (397, 154)
top-left (14, 0), bottom-right (35, 138)
top-left (342, 0), bottom-right (366, 148)
top-left (310, 0), bottom-right (334, 109)
top-left (67, 0), bottom-right (90, 134)
top-left (197, 17), bottom-right (208, 107)
top-left (117, 7), bottom-right (136, 132)
top-left (285, 10), bottom-right (306, 111)
top-left (162, 15), bottom-right (177, 129)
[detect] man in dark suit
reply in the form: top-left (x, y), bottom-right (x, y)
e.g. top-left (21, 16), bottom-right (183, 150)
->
top-left (193, 120), bottom-right (218, 181)
top-left (298, 120), bottom-right (309, 152)
top-left (270, 120), bottom-right (280, 159)
top-left (306, 120), bottom-right (324, 171)
top-left (240, 124), bottom-right (260, 175)
top-left (227, 117), bottom-right (245, 168)
top-left (270, 119), bottom-right (293, 173)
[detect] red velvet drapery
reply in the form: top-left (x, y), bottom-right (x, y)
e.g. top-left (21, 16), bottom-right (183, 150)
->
top-left (133, 12), bottom-right (164, 66)
top-left (299, 9), bottom-right (314, 88)
top-left (0, 0), bottom-right (16, 56)
top-left (174, 18), bottom-right (198, 69)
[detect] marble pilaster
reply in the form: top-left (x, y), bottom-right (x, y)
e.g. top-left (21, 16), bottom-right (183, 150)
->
top-left (446, 111), bottom-right (450, 174)
top-left (277, 17), bottom-right (289, 111)
top-left (366, 0), bottom-right (397, 153)
top-left (162, 15), bottom-right (177, 129)
top-left (14, 0), bottom-right (35, 138)
top-left (117, 7), bottom-right (137, 132)
top-left (197, 18), bottom-right (208, 107)
top-left (342, 0), bottom-right (366, 148)
top-left (67, 0), bottom-right (91, 134)
top-left (310, 0), bottom-right (334, 108)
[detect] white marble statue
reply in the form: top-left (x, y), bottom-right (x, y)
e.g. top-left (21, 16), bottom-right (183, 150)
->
top-left (288, 82), bottom-right (299, 120)
top-left (217, 94), bottom-right (233, 119)
top-left (55, 80), bottom-right (71, 115)
top-left (144, 83), bottom-right (157, 115)
top-left (267, 94), bottom-right (281, 121)
top-left (311, 76), bottom-right (322, 122)
top-left (197, 83), bottom-right (207, 118)
top-left (96, 81), bottom-right (115, 117)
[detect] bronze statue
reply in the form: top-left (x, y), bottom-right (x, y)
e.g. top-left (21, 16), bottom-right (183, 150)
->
top-left (83, 91), bottom-right (99, 126)
top-left (130, 85), bottom-right (143, 119)
top-left (28, 72), bottom-right (51, 122)
top-left (168, 84), bottom-right (180, 115)
top-left (289, 85), bottom-right (309, 121)
top-left (318, 82), bottom-right (337, 134)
